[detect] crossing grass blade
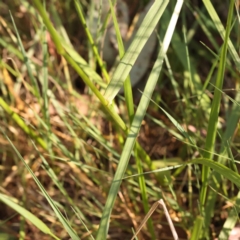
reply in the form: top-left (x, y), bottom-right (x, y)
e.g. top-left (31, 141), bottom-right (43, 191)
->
top-left (0, 193), bottom-right (60, 240)
top-left (2, 131), bottom-right (80, 240)
top-left (123, 158), bottom-right (240, 188)
top-left (218, 191), bottom-right (240, 239)
top-left (95, 1), bottom-right (184, 239)
top-left (204, 90), bottom-right (240, 230)
top-left (108, 0), bottom-right (134, 123)
top-left (32, 0), bottom-right (127, 131)
top-left (9, 12), bottom-right (41, 100)
top-left (104, 0), bottom-right (169, 102)
top-left (202, 0), bottom-right (240, 71)
top-left (73, 0), bottom-right (109, 83)
top-left (135, 144), bottom-right (156, 239)
top-left (190, 158), bottom-right (240, 188)
top-left (199, 0), bottom-right (235, 211)
top-left (0, 98), bottom-right (47, 150)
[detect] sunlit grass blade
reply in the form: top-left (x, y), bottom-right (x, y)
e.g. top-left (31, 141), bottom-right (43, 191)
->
top-left (202, 0), bottom-right (240, 70)
top-left (108, 0), bottom-right (134, 123)
top-left (41, 3), bottom-right (51, 149)
top-left (191, 158), bottom-right (240, 188)
top-left (2, 131), bottom-right (80, 240)
top-left (73, 0), bottom-right (110, 83)
top-left (0, 193), bottom-right (60, 240)
top-left (104, 0), bottom-right (169, 102)
top-left (0, 97), bottom-right (47, 150)
top-left (218, 191), bottom-right (240, 239)
top-left (135, 144), bottom-right (156, 239)
top-left (204, 91), bottom-right (240, 231)
top-left (96, 1), bottom-right (184, 238)
top-left (200, 0), bottom-right (235, 209)
top-left (9, 12), bottom-right (40, 100)
top-left (62, 42), bottom-right (107, 88)
top-left (190, 216), bottom-right (203, 240)
top-left (32, 0), bottom-right (127, 131)
top-left (48, 1), bottom-right (106, 89)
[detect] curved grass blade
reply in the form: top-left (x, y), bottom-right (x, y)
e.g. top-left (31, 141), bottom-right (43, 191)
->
top-left (9, 12), bottom-right (40, 100)
top-left (202, 0), bottom-right (240, 71)
top-left (2, 131), bottom-right (80, 240)
top-left (200, 0), bottom-right (235, 209)
top-left (0, 98), bottom-right (47, 150)
top-left (95, 1), bottom-right (183, 239)
top-left (104, 0), bottom-right (169, 102)
top-left (123, 158), bottom-right (240, 187)
top-left (0, 193), bottom-right (60, 240)
top-left (204, 90), bottom-right (240, 230)
top-left (191, 158), bottom-right (240, 188)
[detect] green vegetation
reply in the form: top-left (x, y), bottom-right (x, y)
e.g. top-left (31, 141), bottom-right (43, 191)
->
top-left (0, 0), bottom-right (239, 239)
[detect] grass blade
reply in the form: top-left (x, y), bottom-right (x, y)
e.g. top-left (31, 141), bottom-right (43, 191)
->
top-left (32, 0), bottom-right (127, 131)
top-left (108, 0), bottom-right (134, 123)
top-left (135, 144), bottom-right (156, 239)
top-left (73, 0), bottom-right (109, 83)
top-left (104, 0), bottom-right (169, 102)
top-left (191, 158), bottom-right (240, 188)
top-left (2, 130), bottom-right (80, 240)
top-left (202, 0), bottom-right (240, 71)
top-left (218, 191), bottom-right (240, 239)
top-left (96, 1), bottom-right (183, 238)
top-left (200, 0), bottom-right (235, 209)
top-left (0, 193), bottom-right (60, 240)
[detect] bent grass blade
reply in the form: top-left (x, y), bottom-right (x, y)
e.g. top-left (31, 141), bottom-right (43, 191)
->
top-left (95, 1), bottom-right (184, 239)
top-left (104, 0), bottom-right (169, 102)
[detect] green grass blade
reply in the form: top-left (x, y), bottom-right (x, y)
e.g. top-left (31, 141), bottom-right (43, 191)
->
top-left (2, 131), bottom-right (80, 240)
top-left (104, 0), bottom-right (169, 102)
top-left (73, 0), bottom-right (110, 83)
top-left (200, 0), bottom-right (235, 207)
top-left (124, 158), bottom-right (240, 187)
top-left (9, 12), bottom-right (40, 100)
top-left (32, 0), bottom-right (127, 131)
top-left (135, 144), bottom-right (156, 239)
top-left (191, 158), bottom-right (240, 188)
top-left (96, 1), bottom-right (183, 238)
top-left (108, 0), bottom-right (134, 123)
top-left (0, 38), bottom-right (24, 61)
top-left (61, 41), bottom-right (106, 89)
top-left (202, 0), bottom-right (240, 71)
top-left (0, 97), bottom-right (47, 150)
top-left (218, 191), bottom-right (240, 239)
top-left (204, 90), bottom-right (240, 231)
top-left (190, 216), bottom-right (203, 240)
top-left (0, 193), bottom-right (60, 240)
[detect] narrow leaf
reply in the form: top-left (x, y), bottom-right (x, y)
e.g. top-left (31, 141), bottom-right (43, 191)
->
top-left (104, 0), bottom-right (169, 102)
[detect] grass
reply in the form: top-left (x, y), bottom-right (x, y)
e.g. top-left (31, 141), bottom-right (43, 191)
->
top-left (0, 0), bottom-right (240, 239)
